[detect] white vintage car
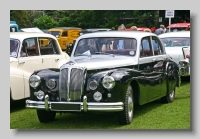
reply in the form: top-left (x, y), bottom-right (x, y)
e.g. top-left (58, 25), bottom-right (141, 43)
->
top-left (10, 32), bottom-right (70, 101)
top-left (159, 31), bottom-right (190, 76)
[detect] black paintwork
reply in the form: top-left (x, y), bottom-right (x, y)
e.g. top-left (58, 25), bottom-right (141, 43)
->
top-left (29, 56), bottom-right (179, 106)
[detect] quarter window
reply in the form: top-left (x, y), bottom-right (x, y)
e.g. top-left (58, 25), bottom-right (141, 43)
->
top-left (38, 37), bottom-right (60, 55)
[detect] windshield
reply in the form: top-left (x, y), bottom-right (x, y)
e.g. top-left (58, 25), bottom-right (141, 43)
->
top-left (74, 37), bottom-right (137, 56)
top-left (166, 27), bottom-right (187, 32)
top-left (10, 39), bottom-right (20, 57)
top-left (161, 37), bottom-right (190, 47)
top-left (48, 31), bottom-right (60, 37)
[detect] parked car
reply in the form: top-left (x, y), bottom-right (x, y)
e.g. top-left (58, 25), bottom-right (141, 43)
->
top-left (166, 23), bottom-right (190, 32)
top-left (80, 28), bottom-right (111, 35)
top-left (26, 31), bottom-right (180, 125)
top-left (10, 32), bottom-right (70, 101)
top-left (19, 27), bottom-right (44, 33)
top-left (159, 31), bottom-right (190, 76)
top-left (10, 21), bottom-right (19, 32)
top-left (47, 27), bottom-right (82, 50)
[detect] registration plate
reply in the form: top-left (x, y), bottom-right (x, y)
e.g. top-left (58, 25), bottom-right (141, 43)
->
top-left (51, 103), bottom-right (81, 111)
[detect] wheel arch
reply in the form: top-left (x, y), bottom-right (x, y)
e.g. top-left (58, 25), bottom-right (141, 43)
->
top-left (130, 80), bottom-right (140, 105)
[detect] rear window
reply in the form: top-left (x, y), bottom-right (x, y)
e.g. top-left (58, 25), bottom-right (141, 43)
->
top-left (48, 31), bottom-right (60, 37)
top-left (166, 28), bottom-right (187, 32)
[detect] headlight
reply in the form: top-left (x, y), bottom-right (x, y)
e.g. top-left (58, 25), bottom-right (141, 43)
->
top-left (29, 75), bottom-right (41, 88)
top-left (89, 80), bottom-right (98, 90)
top-left (46, 79), bottom-right (56, 89)
top-left (102, 76), bottom-right (115, 89)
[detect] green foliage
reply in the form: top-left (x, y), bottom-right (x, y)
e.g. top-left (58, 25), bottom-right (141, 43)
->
top-left (33, 15), bottom-right (58, 29)
top-left (10, 10), bottom-right (30, 28)
top-left (10, 10), bottom-right (190, 30)
top-left (58, 17), bottom-right (71, 27)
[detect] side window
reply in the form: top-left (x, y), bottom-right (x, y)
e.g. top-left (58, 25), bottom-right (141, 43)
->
top-left (38, 37), bottom-right (60, 55)
top-left (140, 37), bottom-right (153, 57)
top-left (152, 36), bottom-right (164, 55)
top-left (62, 31), bottom-right (68, 37)
top-left (23, 38), bottom-right (39, 57)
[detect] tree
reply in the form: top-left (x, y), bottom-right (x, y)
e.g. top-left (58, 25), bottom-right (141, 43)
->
top-left (33, 15), bottom-right (58, 29)
top-left (10, 10), bottom-right (30, 28)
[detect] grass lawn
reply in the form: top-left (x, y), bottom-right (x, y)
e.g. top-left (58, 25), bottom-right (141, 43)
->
top-left (10, 78), bottom-right (190, 130)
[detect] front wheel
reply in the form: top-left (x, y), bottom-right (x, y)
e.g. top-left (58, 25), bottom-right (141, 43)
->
top-left (161, 88), bottom-right (175, 103)
top-left (37, 110), bottom-right (56, 123)
top-left (118, 85), bottom-right (134, 125)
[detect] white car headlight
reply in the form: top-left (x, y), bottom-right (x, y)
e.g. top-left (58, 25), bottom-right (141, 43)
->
top-left (29, 75), bottom-right (41, 88)
top-left (46, 79), bottom-right (56, 89)
top-left (102, 76), bottom-right (115, 89)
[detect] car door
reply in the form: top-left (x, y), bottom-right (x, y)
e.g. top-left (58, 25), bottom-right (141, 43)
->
top-left (138, 36), bottom-right (163, 102)
top-left (18, 37), bottom-right (43, 98)
top-left (150, 36), bottom-right (168, 99)
top-left (38, 37), bottom-right (63, 69)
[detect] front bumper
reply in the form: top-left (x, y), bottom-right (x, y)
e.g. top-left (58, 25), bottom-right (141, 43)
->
top-left (26, 95), bottom-right (124, 112)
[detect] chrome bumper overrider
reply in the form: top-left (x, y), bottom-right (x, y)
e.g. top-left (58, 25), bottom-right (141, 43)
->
top-left (26, 95), bottom-right (124, 112)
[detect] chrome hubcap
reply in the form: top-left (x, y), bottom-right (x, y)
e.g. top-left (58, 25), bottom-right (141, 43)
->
top-left (128, 89), bottom-right (133, 119)
top-left (169, 90), bottom-right (174, 98)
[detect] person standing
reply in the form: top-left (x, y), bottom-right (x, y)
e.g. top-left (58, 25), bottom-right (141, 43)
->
top-left (154, 24), bottom-right (164, 35)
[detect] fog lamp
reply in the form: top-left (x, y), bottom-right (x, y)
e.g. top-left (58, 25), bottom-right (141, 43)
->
top-left (93, 91), bottom-right (102, 102)
top-left (34, 90), bottom-right (45, 100)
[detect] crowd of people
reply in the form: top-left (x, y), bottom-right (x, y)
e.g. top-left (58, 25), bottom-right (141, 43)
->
top-left (112, 24), bottom-right (167, 35)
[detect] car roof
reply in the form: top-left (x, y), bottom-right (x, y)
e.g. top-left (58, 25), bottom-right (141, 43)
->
top-left (78, 31), bottom-right (157, 39)
top-left (166, 23), bottom-right (190, 28)
top-left (10, 32), bottom-right (56, 40)
top-left (48, 27), bottom-right (82, 31)
top-left (158, 31), bottom-right (190, 38)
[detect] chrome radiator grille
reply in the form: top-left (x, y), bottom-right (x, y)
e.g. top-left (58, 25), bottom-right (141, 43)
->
top-left (59, 66), bottom-right (86, 101)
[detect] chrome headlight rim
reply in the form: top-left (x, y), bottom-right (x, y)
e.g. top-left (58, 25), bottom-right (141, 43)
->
top-left (46, 79), bottom-right (57, 90)
top-left (89, 80), bottom-right (98, 90)
top-left (102, 76), bottom-right (115, 90)
top-left (29, 75), bottom-right (41, 88)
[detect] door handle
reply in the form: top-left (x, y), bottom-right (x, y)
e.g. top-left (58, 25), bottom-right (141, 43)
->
top-left (152, 58), bottom-right (157, 62)
top-left (19, 62), bottom-right (25, 65)
top-left (55, 59), bottom-right (59, 62)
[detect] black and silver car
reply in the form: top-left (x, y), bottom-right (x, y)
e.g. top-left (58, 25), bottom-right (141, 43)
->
top-left (26, 31), bottom-right (180, 125)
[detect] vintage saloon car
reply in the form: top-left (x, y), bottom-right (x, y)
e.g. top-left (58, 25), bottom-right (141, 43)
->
top-left (26, 31), bottom-right (180, 125)
top-left (10, 32), bottom-right (70, 101)
top-left (159, 31), bottom-right (190, 76)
